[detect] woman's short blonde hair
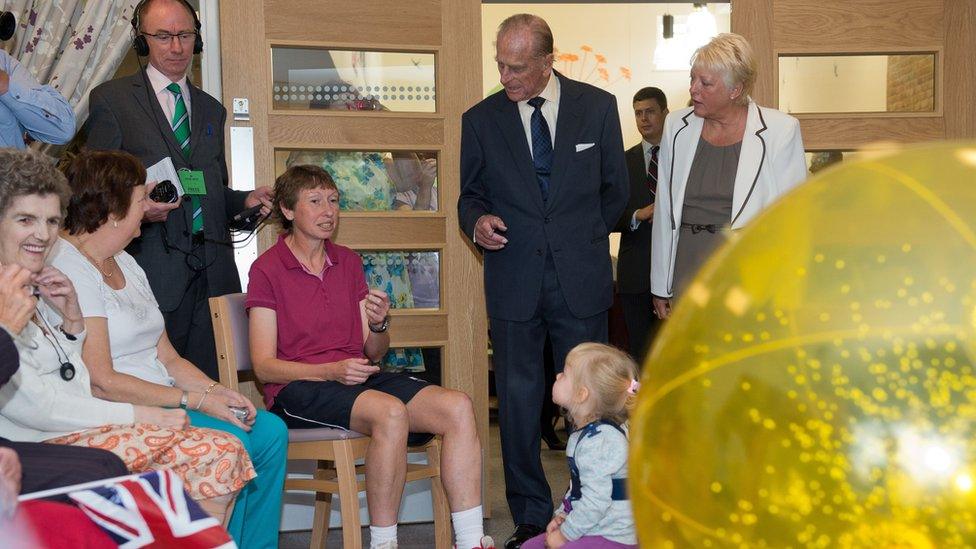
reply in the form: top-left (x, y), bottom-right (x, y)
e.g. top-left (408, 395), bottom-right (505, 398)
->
top-left (691, 32), bottom-right (756, 105)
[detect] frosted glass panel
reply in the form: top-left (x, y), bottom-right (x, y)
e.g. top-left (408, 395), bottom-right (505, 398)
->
top-left (272, 47), bottom-right (436, 112)
top-left (779, 54), bottom-right (935, 114)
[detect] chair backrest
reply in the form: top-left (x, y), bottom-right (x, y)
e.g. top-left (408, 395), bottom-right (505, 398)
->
top-left (209, 293), bottom-right (252, 391)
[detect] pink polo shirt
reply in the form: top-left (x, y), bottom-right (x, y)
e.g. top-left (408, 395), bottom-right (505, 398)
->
top-left (245, 235), bottom-right (369, 408)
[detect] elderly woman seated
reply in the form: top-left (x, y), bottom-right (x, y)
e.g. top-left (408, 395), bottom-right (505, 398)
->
top-left (0, 149), bottom-right (254, 523)
top-left (0, 267), bottom-right (130, 498)
top-left (247, 165), bottom-right (492, 549)
top-left (50, 150), bottom-right (287, 548)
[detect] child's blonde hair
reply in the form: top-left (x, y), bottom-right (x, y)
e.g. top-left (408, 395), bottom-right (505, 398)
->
top-left (565, 343), bottom-right (640, 426)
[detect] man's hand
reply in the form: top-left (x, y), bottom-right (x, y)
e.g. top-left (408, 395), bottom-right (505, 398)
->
top-left (143, 181), bottom-right (182, 223)
top-left (635, 203), bottom-right (654, 222)
top-left (245, 186), bottom-right (274, 217)
top-left (474, 214), bottom-right (508, 250)
top-left (0, 70), bottom-right (9, 96)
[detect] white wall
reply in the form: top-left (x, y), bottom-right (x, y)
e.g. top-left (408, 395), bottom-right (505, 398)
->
top-left (779, 56), bottom-right (888, 114)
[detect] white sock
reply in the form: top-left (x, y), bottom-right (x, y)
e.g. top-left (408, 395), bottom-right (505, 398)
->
top-left (369, 524), bottom-right (398, 548)
top-left (452, 505), bottom-right (486, 548)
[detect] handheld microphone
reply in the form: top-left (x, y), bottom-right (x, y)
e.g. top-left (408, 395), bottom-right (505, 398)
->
top-left (0, 11), bottom-right (15, 41)
top-left (228, 204), bottom-right (266, 232)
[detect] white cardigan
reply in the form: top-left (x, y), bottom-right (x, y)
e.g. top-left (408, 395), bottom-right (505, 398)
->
top-left (650, 101), bottom-right (808, 297)
top-left (0, 303), bottom-right (135, 442)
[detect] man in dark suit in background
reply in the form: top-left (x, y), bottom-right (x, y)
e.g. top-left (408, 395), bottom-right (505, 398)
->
top-left (82, 0), bottom-right (271, 379)
top-left (458, 14), bottom-right (628, 548)
top-left (613, 87), bottom-right (668, 363)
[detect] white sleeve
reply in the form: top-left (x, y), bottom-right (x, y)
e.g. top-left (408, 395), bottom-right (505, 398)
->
top-left (0, 342), bottom-right (134, 434)
top-left (650, 113), bottom-right (675, 297)
top-left (51, 243), bottom-right (107, 318)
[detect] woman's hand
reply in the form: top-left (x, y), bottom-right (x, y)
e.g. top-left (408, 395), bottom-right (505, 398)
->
top-left (364, 289), bottom-right (390, 328)
top-left (0, 264), bottom-right (37, 335)
top-left (198, 387), bottom-right (257, 431)
top-left (418, 158), bottom-right (437, 190)
top-left (652, 295), bottom-right (672, 320)
top-left (133, 405), bottom-right (189, 430)
top-left (32, 266), bottom-right (84, 333)
top-left (325, 358), bottom-right (379, 385)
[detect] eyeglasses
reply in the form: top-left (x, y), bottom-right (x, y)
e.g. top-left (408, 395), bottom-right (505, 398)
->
top-left (141, 31), bottom-right (197, 45)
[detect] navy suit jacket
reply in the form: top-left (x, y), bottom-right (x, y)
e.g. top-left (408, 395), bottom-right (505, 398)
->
top-left (83, 70), bottom-right (249, 311)
top-left (458, 73), bottom-right (629, 321)
top-left (612, 143), bottom-right (654, 294)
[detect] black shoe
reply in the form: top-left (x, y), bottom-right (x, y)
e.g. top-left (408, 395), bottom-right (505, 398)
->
top-left (504, 524), bottom-right (544, 549)
top-left (541, 424), bottom-right (566, 451)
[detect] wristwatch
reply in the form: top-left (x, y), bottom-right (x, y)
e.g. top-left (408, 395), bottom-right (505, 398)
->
top-left (179, 391), bottom-right (190, 410)
top-left (369, 316), bottom-right (390, 333)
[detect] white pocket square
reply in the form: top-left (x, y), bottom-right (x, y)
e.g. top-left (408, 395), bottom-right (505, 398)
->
top-left (575, 143), bottom-right (595, 152)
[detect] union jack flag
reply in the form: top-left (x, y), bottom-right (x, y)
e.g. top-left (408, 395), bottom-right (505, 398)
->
top-left (68, 469), bottom-right (236, 549)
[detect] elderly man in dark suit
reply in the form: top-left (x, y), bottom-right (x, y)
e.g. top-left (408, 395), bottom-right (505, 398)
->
top-left (82, 0), bottom-right (271, 379)
top-left (613, 87), bottom-right (668, 362)
top-left (458, 14), bottom-right (628, 548)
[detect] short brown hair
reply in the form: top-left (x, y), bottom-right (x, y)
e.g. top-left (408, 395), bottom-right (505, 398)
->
top-left (272, 165), bottom-right (338, 231)
top-left (0, 149), bottom-right (71, 219)
top-left (62, 150), bottom-right (146, 235)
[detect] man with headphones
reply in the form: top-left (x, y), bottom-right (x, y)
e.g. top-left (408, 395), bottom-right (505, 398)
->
top-left (82, 0), bottom-right (272, 380)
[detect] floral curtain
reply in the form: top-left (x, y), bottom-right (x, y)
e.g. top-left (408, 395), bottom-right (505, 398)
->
top-left (1, 0), bottom-right (140, 127)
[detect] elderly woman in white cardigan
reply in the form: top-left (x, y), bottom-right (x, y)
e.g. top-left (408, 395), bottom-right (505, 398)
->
top-left (0, 149), bottom-right (254, 524)
top-left (651, 33), bottom-right (808, 319)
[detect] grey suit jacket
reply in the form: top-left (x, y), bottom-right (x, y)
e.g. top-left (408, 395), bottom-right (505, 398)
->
top-left (83, 70), bottom-right (249, 311)
top-left (458, 72), bottom-right (629, 321)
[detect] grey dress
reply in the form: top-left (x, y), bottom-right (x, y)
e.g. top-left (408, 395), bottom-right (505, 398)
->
top-left (672, 138), bottom-right (741, 296)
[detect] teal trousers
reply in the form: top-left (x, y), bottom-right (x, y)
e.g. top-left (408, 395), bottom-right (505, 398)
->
top-left (188, 409), bottom-right (288, 548)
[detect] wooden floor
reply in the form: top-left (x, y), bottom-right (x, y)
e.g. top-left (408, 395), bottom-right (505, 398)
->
top-left (278, 422), bottom-right (571, 548)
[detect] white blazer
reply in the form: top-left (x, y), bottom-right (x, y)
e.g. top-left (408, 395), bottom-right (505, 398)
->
top-left (650, 100), bottom-right (808, 297)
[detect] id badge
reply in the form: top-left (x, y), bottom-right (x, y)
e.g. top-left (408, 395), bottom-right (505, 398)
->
top-left (178, 169), bottom-right (207, 196)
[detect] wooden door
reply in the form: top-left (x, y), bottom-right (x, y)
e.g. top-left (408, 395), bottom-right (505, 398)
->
top-left (217, 0), bottom-right (489, 515)
top-left (733, 0), bottom-right (976, 149)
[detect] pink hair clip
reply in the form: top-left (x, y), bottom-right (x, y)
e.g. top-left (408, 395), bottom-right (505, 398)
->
top-left (628, 379), bottom-right (640, 395)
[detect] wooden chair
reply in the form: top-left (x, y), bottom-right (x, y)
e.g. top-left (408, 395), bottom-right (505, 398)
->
top-left (209, 293), bottom-right (452, 549)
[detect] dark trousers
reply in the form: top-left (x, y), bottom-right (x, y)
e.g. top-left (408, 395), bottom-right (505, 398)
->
top-left (618, 290), bottom-right (658, 364)
top-left (164, 268), bottom-right (219, 380)
top-left (490, 252), bottom-right (608, 527)
top-left (0, 438), bottom-right (129, 496)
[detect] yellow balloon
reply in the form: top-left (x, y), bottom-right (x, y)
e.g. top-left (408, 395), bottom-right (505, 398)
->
top-left (630, 142), bottom-right (976, 548)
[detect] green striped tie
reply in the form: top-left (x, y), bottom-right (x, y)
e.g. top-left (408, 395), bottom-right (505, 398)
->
top-left (166, 83), bottom-right (203, 234)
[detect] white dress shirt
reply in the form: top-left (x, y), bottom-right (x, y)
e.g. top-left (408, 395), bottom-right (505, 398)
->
top-left (517, 72), bottom-right (560, 156)
top-left (146, 63), bottom-right (191, 125)
top-left (474, 73), bottom-right (560, 246)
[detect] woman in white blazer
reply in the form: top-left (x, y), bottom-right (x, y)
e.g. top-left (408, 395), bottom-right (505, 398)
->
top-left (651, 33), bottom-right (808, 319)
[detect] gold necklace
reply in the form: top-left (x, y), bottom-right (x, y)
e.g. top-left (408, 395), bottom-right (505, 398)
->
top-left (76, 242), bottom-right (116, 278)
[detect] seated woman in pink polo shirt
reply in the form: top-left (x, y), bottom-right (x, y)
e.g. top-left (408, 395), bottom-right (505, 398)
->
top-left (246, 165), bottom-right (493, 549)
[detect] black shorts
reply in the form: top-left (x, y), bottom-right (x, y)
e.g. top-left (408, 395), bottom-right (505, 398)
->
top-left (270, 372), bottom-right (434, 445)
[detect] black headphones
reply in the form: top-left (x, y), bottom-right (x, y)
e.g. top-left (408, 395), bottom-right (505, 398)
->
top-left (132, 0), bottom-right (203, 57)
